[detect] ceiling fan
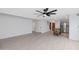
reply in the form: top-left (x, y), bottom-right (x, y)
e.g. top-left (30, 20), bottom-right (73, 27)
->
top-left (35, 8), bottom-right (57, 17)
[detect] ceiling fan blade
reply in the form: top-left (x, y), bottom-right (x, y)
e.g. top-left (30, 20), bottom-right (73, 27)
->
top-left (50, 13), bottom-right (56, 14)
top-left (36, 10), bottom-right (43, 13)
top-left (48, 9), bottom-right (57, 13)
top-left (46, 12), bottom-right (56, 16)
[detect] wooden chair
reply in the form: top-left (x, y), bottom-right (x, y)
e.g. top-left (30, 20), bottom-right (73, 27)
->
top-left (53, 28), bottom-right (61, 36)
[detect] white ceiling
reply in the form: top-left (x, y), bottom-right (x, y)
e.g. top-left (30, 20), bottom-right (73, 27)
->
top-left (0, 8), bottom-right (79, 21)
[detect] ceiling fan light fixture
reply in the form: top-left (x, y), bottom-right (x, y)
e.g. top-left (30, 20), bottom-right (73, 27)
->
top-left (35, 8), bottom-right (57, 17)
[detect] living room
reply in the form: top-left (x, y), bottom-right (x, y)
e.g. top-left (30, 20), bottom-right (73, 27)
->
top-left (0, 8), bottom-right (79, 50)
top-left (1, 0), bottom-right (79, 58)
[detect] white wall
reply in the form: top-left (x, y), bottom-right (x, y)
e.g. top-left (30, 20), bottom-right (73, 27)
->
top-left (32, 21), bottom-right (35, 31)
top-left (0, 13), bottom-right (32, 39)
top-left (69, 16), bottom-right (79, 40)
top-left (32, 20), bottom-right (38, 31)
top-left (35, 20), bottom-right (50, 33)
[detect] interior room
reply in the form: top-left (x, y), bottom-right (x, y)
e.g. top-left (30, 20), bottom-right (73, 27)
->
top-left (0, 8), bottom-right (79, 50)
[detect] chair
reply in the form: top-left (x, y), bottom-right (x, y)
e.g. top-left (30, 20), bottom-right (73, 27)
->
top-left (53, 28), bottom-right (61, 36)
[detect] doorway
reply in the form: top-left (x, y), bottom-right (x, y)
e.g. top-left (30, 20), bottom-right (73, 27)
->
top-left (49, 22), bottom-right (56, 32)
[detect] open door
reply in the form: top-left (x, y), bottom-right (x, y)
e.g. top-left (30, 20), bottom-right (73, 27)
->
top-left (49, 22), bottom-right (56, 31)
